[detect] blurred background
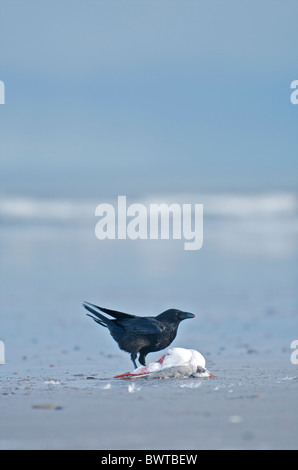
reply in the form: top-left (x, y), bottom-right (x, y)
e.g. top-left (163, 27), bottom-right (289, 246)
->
top-left (0, 0), bottom-right (297, 366)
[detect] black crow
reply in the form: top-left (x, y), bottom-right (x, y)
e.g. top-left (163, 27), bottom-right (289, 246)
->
top-left (83, 302), bottom-right (195, 368)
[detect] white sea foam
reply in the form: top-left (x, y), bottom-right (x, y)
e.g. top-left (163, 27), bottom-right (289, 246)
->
top-left (0, 196), bottom-right (94, 221)
top-left (0, 192), bottom-right (296, 221)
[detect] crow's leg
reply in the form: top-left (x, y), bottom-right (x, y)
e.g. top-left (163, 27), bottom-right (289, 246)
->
top-left (138, 352), bottom-right (146, 366)
top-left (130, 351), bottom-right (138, 369)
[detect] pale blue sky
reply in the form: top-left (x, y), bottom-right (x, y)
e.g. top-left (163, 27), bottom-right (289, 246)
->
top-left (0, 0), bottom-right (297, 197)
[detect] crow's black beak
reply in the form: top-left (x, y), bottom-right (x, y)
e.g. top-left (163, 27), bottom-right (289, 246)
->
top-left (179, 311), bottom-right (195, 320)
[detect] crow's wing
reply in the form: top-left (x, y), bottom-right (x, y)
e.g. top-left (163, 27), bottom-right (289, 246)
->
top-left (83, 302), bottom-right (136, 320)
top-left (116, 317), bottom-right (165, 335)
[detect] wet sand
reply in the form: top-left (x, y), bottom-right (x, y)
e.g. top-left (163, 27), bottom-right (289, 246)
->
top-left (1, 352), bottom-right (297, 450)
top-left (1, 208), bottom-right (297, 450)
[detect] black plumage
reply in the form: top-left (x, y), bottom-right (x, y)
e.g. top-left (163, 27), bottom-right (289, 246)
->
top-left (83, 302), bottom-right (195, 368)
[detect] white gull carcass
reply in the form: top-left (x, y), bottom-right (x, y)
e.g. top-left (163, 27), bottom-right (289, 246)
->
top-left (114, 347), bottom-right (214, 379)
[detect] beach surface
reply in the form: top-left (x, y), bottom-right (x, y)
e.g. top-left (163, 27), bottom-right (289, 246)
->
top-left (0, 193), bottom-right (297, 450)
top-left (1, 354), bottom-right (297, 450)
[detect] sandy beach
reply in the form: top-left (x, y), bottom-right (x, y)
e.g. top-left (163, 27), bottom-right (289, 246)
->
top-left (1, 352), bottom-right (297, 450)
top-left (1, 198), bottom-right (298, 450)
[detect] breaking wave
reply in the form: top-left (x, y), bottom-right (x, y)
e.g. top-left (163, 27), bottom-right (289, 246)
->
top-left (0, 192), bottom-right (297, 222)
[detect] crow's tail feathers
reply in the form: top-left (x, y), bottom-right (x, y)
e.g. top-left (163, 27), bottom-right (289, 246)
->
top-left (83, 301), bottom-right (135, 320)
top-left (83, 302), bottom-right (112, 328)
